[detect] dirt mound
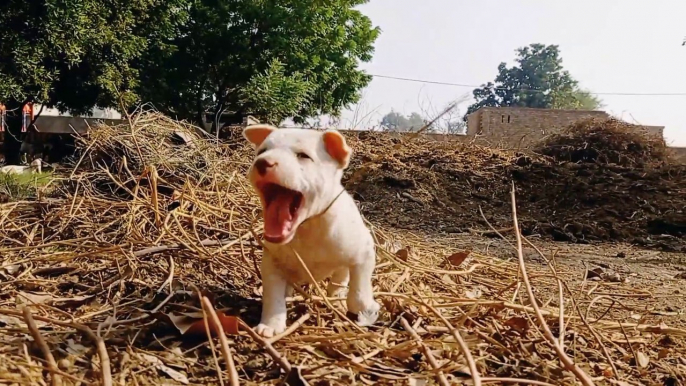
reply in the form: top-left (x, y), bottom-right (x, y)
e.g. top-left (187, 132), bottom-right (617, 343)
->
top-left (342, 131), bottom-right (686, 252)
top-left (534, 117), bottom-right (669, 167)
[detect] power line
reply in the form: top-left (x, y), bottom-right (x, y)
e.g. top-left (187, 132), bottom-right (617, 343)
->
top-left (368, 74), bottom-right (686, 97)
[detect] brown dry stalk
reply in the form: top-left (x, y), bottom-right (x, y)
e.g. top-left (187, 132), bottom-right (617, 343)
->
top-left (400, 317), bottom-right (450, 386)
top-left (238, 319), bottom-right (292, 373)
top-left (201, 296), bottom-right (240, 386)
top-left (509, 182), bottom-right (595, 386)
top-left (22, 306), bottom-right (61, 386)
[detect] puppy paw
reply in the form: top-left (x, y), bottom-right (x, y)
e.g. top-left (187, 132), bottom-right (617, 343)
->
top-left (255, 322), bottom-right (286, 338)
top-left (353, 302), bottom-right (380, 327)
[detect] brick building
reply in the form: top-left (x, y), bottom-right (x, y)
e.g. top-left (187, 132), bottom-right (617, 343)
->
top-left (465, 106), bottom-right (665, 150)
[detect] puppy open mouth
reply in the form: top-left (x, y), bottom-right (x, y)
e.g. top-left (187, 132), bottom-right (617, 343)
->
top-left (259, 183), bottom-right (304, 244)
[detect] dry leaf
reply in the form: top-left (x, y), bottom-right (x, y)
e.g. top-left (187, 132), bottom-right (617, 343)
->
top-left (441, 274), bottom-right (456, 286)
top-left (66, 339), bottom-right (89, 357)
top-left (658, 348), bottom-right (670, 359)
top-left (465, 288), bottom-right (482, 299)
top-left (602, 367), bottom-right (614, 378)
top-left (601, 272), bottom-right (622, 282)
top-left (16, 291), bottom-right (53, 305)
top-left (140, 353), bottom-right (189, 385)
top-left (32, 266), bottom-right (78, 277)
top-left (447, 251), bottom-right (470, 267)
top-left (395, 247), bottom-right (410, 261)
top-left (0, 314), bottom-right (28, 328)
top-left (504, 317), bottom-right (529, 334)
top-left (3, 264), bottom-right (21, 276)
top-left (586, 267), bottom-right (604, 280)
top-left (636, 351), bottom-right (649, 368)
top-left (16, 292), bottom-right (93, 307)
top-left (167, 311), bottom-right (240, 336)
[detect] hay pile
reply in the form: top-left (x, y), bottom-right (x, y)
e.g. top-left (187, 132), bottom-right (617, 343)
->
top-left (534, 118), bottom-right (669, 167)
top-left (0, 112), bottom-right (684, 385)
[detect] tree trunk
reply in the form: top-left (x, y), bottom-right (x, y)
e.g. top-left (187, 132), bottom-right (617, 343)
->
top-left (3, 101), bottom-right (25, 165)
top-left (211, 101), bottom-right (225, 138)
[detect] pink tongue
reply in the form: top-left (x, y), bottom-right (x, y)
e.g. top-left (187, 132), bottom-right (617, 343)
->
top-left (264, 194), bottom-right (294, 239)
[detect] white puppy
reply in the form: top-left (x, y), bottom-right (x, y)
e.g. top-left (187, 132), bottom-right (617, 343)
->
top-left (243, 124), bottom-right (380, 338)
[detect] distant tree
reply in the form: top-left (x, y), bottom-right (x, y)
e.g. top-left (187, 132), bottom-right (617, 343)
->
top-left (553, 88), bottom-right (604, 110)
top-left (380, 110), bottom-right (426, 132)
top-left (445, 120), bottom-right (466, 134)
top-left (406, 112), bottom-right (426, 130)
top-left (465, 44), bottom-right (603, 120)
top-left (380, 111), bottom-right (408, 131)
top-left (0, 0), bottom-right (186, 163)
top-left (138, 0), bottom-right (380, 131)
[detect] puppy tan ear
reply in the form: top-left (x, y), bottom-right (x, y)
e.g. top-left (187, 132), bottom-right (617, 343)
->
top-left (322, 130), bottom-right (352, 169)
top-left (243, 124), bottom-right (277, 147)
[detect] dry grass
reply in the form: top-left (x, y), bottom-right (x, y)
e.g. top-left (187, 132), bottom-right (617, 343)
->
top-left (0, 111), bottom-right (684, 385)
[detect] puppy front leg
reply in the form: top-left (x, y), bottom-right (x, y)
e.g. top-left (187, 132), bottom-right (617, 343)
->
top-left (256, 254), bottom-right (288, 338)
top-left (346, 254), bottom-right (380, 327)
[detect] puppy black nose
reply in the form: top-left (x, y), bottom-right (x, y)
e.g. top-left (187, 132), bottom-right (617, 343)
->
top-left (254, 158), bottom-right (275, 176)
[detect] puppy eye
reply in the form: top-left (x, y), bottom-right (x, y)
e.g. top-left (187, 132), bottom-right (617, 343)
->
top-left (296, 152), bottom-right (311, 160)
top-left (257, 148), bottom-right (267, 156)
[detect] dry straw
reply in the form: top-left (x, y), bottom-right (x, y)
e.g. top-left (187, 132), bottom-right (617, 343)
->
top-left (0, 110), bottom-right (683, 385)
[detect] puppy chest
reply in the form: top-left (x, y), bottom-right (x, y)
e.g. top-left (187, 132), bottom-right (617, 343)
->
top-left (270, 248), bottom-right (341, 284)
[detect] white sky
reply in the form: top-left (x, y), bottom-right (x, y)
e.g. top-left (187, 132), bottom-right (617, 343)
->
top-left (337, 0), bottom-right (686, 146)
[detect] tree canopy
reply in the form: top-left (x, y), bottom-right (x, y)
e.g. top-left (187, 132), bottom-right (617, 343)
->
top-left (465, 44), bottom-right (602, 119)
top-left (0, 0), bottom-right (186, 114)
top-left (137, 0), bottom-right (380, 130)
top-left (1, 0), bottom-right (379, 162)
top-left (0, 0), bottom-right (186, 162)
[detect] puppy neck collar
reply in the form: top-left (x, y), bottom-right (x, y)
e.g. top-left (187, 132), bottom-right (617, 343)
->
top-left (301, 188), bottom-right (346, 225)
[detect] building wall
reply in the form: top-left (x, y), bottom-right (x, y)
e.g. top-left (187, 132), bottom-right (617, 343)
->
top-left (466, 107), bottom-right (666, 150)
top-left (34, 105), bottom-right (122, 119)
top-left (669, 147), bottom-right (686, 163)
top-left (474, 107), bottom-right (610, 149)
